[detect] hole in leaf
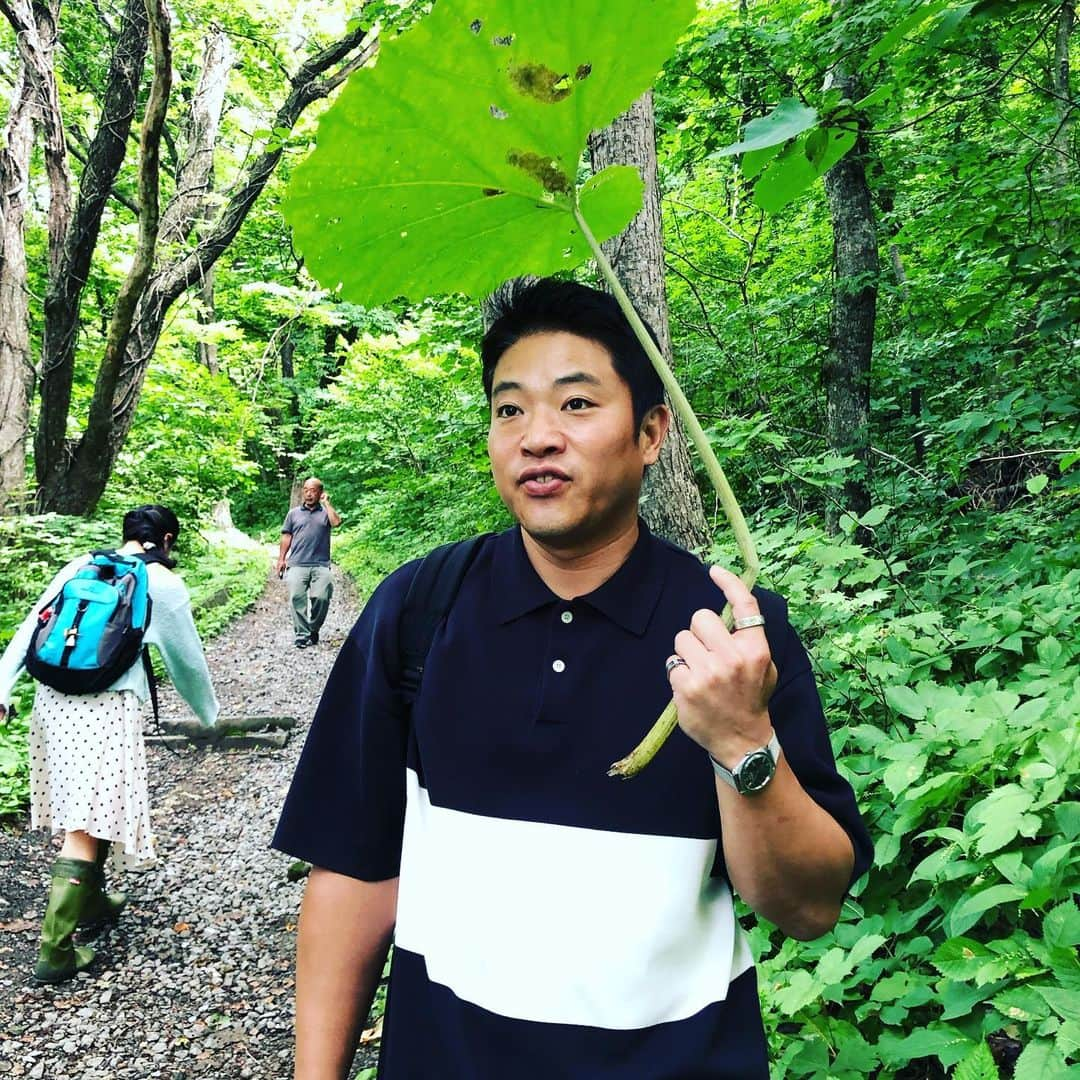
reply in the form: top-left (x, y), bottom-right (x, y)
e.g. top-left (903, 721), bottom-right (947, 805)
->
top-left (562, 247), bottom-right (573, 258)
top-left (400, 230), bottom-right (408, 238)
top-left (469, 19), bottom-right (482, 33)
top-left (483, 188), bottom-right (504, 197)
top-left (490, 104), bottom-right (509, 120)
top-left (492, 34), bottom-right (514, 46)
top-left (576, 63), bottom-right (592, 81)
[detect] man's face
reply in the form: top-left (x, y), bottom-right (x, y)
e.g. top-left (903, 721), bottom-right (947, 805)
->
top-left (302, 481), bottom-right (322, 508)
top-left (487, 332), bottom-right (667, 554)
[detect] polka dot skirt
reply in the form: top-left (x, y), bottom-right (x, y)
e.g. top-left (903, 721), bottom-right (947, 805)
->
top-left (29, 684), bottom-right (155, 870)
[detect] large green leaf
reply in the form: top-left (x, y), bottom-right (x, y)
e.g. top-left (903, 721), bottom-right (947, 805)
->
top-left (711, 98), bottom-right (819, 157)
top-left (1012, 1040), bottom-right (1072, 1080)
top-left (952, 1040), bottom-right (999, 1080)
top-left (285, 0), bottom-right (695, 303)
top-left (752, 126), bottom-right (857, 213)
top-left (946, 883), bottom-right (1029, 937)
top-left (876, 1024), bottom-right (976, 1069)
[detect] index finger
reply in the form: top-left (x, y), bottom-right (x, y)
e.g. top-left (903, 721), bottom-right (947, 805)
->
top-left (708, 565), bottom-right (760, 620)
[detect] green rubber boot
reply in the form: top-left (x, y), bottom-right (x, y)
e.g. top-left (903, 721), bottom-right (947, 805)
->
top-left (32, 858), bottom-right (97, 984)
top-left (78, 841), bottom-right (126, 931)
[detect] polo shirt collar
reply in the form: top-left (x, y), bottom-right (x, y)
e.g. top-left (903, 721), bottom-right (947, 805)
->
top-left (490, 520), bottom-right (666, 637)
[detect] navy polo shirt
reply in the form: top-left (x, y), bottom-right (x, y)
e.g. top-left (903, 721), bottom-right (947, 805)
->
top-left (274, 523), bottom-right (872, 1079)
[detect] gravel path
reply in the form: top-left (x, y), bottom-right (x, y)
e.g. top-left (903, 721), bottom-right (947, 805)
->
top-left (0, 561), bottom-right (380, 1079)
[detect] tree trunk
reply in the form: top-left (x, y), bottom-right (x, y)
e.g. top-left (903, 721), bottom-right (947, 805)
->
top-left (731, 0), bottom-right (753, 222)
top-left (196, 266), bottom-right (218, 374)
top-left (0, 60), bottom-right (35, 510)
top-left (34, 0), bottom-right (149, 502)
top-left (0, 0), bottom-right (68, 509)
top-left (159, 28), bottom-right (233, 247)
top-left (169, 30), bottom-right (234, 378)
top-left (280, 336), bottom-right (295, 380)
top-left (589, 91), bottom-right (711, 554)
top-left (822, 8), bottom-right (877, 533)
top-left (1049, 0), bottom-right (1075, 240)
top-left (36, 20), bottom-right (380, 514)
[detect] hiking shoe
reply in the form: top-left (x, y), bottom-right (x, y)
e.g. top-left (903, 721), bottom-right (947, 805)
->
top-left (294, 639), bottom-right (310, 649)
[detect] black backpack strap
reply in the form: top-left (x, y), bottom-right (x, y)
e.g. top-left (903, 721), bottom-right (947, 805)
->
top-left (130, 550), bottom-right (163, 730)
top-left (398, 534), bottom-right (491, 710)
top-left (141, 648), bottom-right (160, 726)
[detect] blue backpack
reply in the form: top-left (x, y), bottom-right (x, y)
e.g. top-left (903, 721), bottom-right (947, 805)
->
top-left (25, 551), bottom-right (154, 695)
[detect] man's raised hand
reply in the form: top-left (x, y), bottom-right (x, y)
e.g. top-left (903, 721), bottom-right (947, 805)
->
top-left (667, 566), bottom-right (777, 768)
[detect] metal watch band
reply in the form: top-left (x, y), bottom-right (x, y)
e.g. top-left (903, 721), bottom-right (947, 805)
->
top-left (709, 731), bottom-right (782, 793)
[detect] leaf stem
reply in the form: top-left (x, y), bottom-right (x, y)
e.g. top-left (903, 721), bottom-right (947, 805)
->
top-left (571, 201), bottom-right (760, 778)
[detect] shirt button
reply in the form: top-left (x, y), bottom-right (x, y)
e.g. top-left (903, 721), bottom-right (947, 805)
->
top-left (552, 659), bottom-right (566, 673)
top-left (560, 611), bottom-right (573, 624)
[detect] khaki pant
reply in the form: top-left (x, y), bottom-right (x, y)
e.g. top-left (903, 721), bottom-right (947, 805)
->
top-left (286, 565), bottom-right (333, 644)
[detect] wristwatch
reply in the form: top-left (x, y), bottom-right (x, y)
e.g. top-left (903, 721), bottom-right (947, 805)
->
top-left (709, 731), bottom-right (782, 795)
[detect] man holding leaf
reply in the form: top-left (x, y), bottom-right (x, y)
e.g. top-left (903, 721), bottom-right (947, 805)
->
top-left (274, 279), bottom-right (871, 1078)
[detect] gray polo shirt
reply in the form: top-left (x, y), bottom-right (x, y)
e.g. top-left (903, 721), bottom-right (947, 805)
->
top-left (282, 505), bottom-right (332, 566)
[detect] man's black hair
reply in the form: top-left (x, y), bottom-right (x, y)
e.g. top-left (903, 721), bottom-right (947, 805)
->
top-left (481, 278), bottom-right (666, 430)
top-left (122, 505), bottom-right (180, 567)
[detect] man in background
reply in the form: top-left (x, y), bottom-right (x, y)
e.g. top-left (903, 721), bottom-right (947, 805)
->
top-left (277, 477), bottom-right (341, 649)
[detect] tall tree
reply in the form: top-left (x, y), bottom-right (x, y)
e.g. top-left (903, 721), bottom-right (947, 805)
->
top-left (0, 1), bottom-right (381, 513)
top-left (0, 0), bottom-right (68, 509)
top-left (1049, 0), bottom-right (1076, 235)
top-left (821, 0), bottom-right (878, 531)
top-left (0, 45), bottom-right (36, 509)
top-left (589, 91), bottom-right (710, 553)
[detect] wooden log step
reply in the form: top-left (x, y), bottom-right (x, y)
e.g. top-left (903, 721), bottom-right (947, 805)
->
top-left (145, 731), bottom-right (290, 750)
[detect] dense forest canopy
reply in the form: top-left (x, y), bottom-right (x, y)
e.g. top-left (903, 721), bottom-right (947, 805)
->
top-left (0, 1), bottom-right (1077, 1077)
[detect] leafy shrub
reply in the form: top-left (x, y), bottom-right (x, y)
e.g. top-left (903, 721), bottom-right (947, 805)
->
top-left (725, 489), bottom-right (1080, 1078)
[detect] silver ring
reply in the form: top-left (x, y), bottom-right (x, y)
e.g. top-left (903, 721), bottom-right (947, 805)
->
top-left (732, 615), bottom-right (766, 632)
top-left (665, 655), bottom-right (688, 675)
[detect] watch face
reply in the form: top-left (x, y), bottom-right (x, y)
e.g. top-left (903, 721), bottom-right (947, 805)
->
top-left (735, 750), bottom-right (776, 793)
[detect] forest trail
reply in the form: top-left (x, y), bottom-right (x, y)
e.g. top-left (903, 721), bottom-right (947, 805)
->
top-left (0, 561), bottom-right (375, 1079)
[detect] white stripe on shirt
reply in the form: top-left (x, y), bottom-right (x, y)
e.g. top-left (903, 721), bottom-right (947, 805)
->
top-left (394, 767), bottom-right (753, 1031)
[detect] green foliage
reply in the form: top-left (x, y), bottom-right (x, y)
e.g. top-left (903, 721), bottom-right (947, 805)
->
top-left (723, 491), bottom-right (1080, 1078)
top-left (102, 350), bottom-right (261, 524)
top-left (1, 0), bottom-right (1077, 1071)
top-left (184, 541), bottom-right (267, 641)
top-left (299, 306), bottom-right (510, 563)
top-left (0, 704), bottom-right (30, 820)
top-left (0, 515), bottom-right (115, 650)
top-left (285, 0), bottom-right (696, 303)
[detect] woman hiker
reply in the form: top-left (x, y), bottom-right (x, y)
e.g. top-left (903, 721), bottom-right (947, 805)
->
top-left (0, 505), bottom-right (220, 983)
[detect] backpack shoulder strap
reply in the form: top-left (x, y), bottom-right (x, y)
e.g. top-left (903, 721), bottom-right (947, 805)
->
top-left (141, 648), bottom-right (160, 726)
top-left (398, 533), bottom-right (491, 709)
